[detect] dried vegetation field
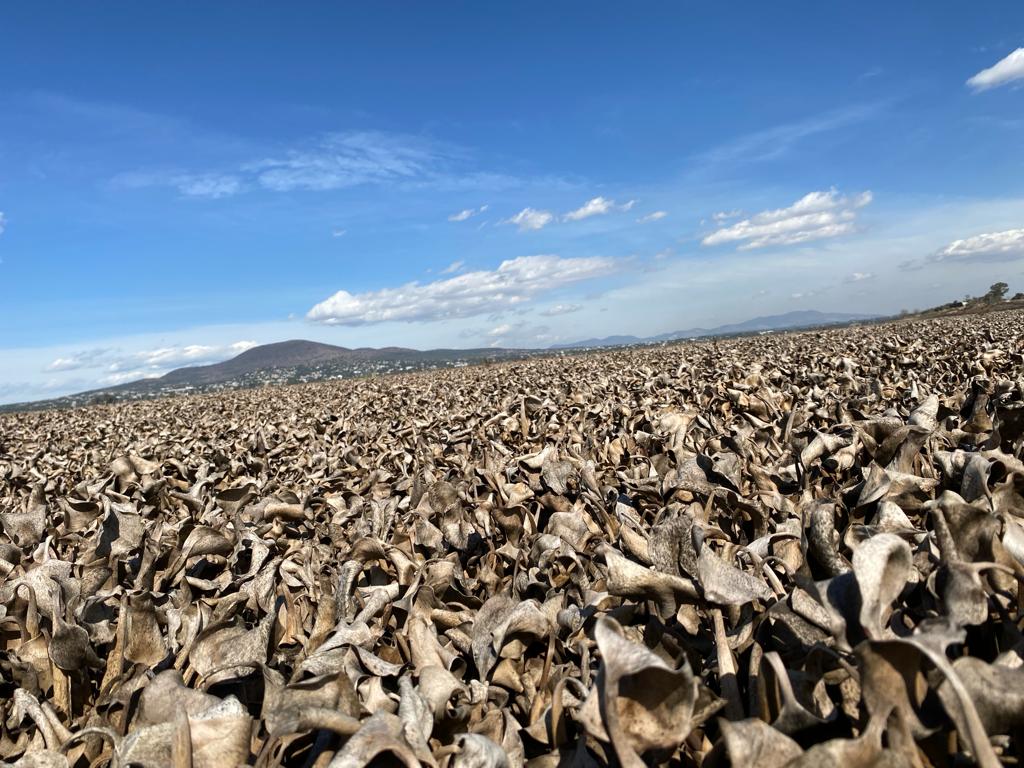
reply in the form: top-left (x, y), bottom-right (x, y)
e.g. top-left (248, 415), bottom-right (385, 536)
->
top-left (1, 310), bottom-right (1024, 767)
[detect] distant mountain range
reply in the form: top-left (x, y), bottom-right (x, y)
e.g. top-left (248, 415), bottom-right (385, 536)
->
top-left (2, 341), bottom-right (543, 412)
top-left (3, 310), bottom-right (880, 412)
top-left (551, 310), bottom-right (877, 348)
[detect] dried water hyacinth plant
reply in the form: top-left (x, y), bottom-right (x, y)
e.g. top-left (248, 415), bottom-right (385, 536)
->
top-left (0, 309), bottom-right (1023, 767)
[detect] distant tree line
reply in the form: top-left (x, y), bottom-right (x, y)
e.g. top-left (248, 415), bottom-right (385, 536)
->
top-left (970, 282), bottom-right (1024, 304)
top-left (907, 282), bottom-right (1023, 318)
top-left (986, 282), bottom-right (1009, 302)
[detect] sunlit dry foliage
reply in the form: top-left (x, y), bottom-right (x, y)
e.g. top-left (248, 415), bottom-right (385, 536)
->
top-left (1, 310), bottom-right (1023, 766)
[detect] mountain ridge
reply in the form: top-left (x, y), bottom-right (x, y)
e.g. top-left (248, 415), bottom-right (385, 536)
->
top-left (552, 309), bottom-right (876, 349)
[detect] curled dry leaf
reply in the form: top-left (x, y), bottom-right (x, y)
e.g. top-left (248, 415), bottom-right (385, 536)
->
top-left (579, 616), bottom-right (706, 766)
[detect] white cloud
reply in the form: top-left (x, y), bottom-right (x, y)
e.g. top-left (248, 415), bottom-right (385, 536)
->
top-left (307, 254), bottom-right (618, 325)
top-left (967, 48), bottom-right (1024, 92)
top-left (637, 210), bottom-right (667, 223)
top-left (0, 212), bottom-right (6, 235)
top-left (448, 204), bottom-right (488, 222)
top-left (503, 207), bottom-right (555, 231)
top-left (502, 198), bottom-right (635, 230)
top-left (932, 228), bottom-right (1024, 263)
top-left (713, 209), bottom-right (742, 222)
top-left (702, 188), bottom-right (873, 250)
top-left (332, 229), bottom-right (347, 238)
top-left (563, 196), bottom-right (635, 222)
top-left (441, 260), bottom-right (465, 274)
top-left (541, 303), bottom-right (582, 316)
top-left (565, 197), bottom-right (614, 221)
top-left (100, 369), bottom-right (164, 386)
top-left (128, 344), bottom-right (218, 369)
top-left (487, 323), bottom-right (512, 337)
top-left (129, 342), bottom-right (255, 369)
top-left (846, 271), bottom-right (874, 282)
top-left (45, 340), bottom-right (258, 374)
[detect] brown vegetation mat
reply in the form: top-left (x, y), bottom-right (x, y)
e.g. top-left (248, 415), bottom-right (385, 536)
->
top-left (1, 310), bottom-right (1023, 767)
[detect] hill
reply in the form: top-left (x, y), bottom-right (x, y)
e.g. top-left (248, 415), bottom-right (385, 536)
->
top-left (156, 340), bottom-right (414, 387)
top-left (2, 341), bottom-right (540, 412)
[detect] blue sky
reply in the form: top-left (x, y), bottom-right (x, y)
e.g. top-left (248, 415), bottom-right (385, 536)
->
top-left (2, 3), bottom-right (1024, 403)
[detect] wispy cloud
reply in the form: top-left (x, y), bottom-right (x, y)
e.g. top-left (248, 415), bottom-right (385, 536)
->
top-left (846, 271), bottom-right (875, 282)
top-left (46, 348), bottom-right (114, 372)
top-left (131, 346), bottom-right (220, 369)
top-left (307, 254), bottom-right (618, 325)
top-left (702, 188), bottom-right (873, 250)
top-left (115, 131), bottom-right (515, 200)
top-left (502, 207), bottom-right (555, 231)
top-left (475, 320), bottom-right (551, 347)
top-left (0, 211), bottom-right (5, 235)
top-left (540, 303), bottom-right (582, 316)
top-left (250, 131), bottom-right (446, 191)
top-left (441, 260), bottom-right (465, 274)
top-left (45, 340), bottom-right (257, 375)
top-left (0, 377), bottom-right (92, 403)
top-left (637, 210), bottom-right (667, 223)
top-left (698, 103), bottom-right (881, 165)
top-left (174, 174), bottom-right (243, 198)
top-left (448, 204), bottom-right (489, 222)
top-left (967, 48), bottom-right (1024, 92)
top-left (332, 228), bottom-right (347, 238)
top-left (113, 171), bottom-right (242, 199)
